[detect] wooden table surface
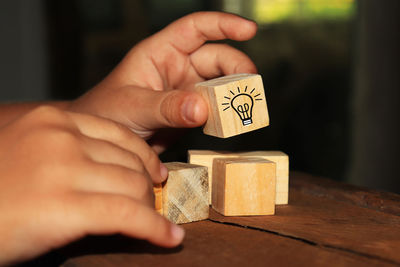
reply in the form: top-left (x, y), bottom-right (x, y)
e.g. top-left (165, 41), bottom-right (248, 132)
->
top-left (25, 172), bottom-right (400, 267)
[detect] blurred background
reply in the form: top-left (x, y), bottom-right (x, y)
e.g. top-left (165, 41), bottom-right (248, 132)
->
top-left (0, 0), bottom-right (398, 193)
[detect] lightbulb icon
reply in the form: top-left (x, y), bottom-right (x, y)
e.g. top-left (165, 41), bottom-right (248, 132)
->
top-left (221, 86), bottom-right (263, 126)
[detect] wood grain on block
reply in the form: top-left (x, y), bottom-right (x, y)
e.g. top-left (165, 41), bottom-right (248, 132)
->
top-left (188, 150), bottom-right (289, 204)
top-left (153, 184), bottom-right (163, 214)
top-left (163, 162), bottom-right (209, 224)
top-left (195, 73), bottom-right (269, 138)
top-left (212, 158), bottom-right (276, 216)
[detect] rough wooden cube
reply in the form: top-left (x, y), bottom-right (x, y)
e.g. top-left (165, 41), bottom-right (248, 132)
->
top-left (212, 158), bottom-right (276, 216)
top-left (195, 73), bottom-right (269, 138)
top-left (188, 150), bottom-right (289, 205)
top-left (155, 162), bottom-right (209, 224)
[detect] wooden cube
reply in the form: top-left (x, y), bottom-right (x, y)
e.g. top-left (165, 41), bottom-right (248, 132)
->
top-left (188, 150), bottom-right (289, 205)
top-left (212, 158), bottom-right (276, 216)
top-left (195, 73), bottom-right (269, 138)
top-left (155, 162), bottom-right (209, 224)
top-left (153, 184), bottom-right (163, 215)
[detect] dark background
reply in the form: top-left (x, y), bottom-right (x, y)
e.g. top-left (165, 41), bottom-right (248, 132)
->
top-left (0, 0), bottom-right (399, 193)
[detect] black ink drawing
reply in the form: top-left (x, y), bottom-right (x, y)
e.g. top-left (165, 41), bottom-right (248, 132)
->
top-left (221, 86), bottom-right (263, 126)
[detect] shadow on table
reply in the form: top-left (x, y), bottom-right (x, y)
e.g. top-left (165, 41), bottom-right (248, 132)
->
top-left (18, 235), bottom-right (183, 267)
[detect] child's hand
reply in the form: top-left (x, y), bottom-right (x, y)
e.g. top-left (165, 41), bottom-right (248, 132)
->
top-left (0, 106), bottom-right (184, 265)
top-left (69, 12), bottom-right (257, 152)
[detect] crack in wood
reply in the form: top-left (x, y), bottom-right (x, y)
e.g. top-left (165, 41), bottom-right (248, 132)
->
top-left (207, 218), bottom-right (400, 266)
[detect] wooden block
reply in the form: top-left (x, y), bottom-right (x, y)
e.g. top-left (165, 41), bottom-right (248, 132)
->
top-left (160, 162), bottom-right (209, 224)
top-left (153, 184), bottom-right (163, 215)
top-left (236, 151), bottom-right (288, 205)
top-left (195, 73), bottom-right (269, 138)
top-left (212, 158), bottom-right (276, 216)
top-left (188, 150), bottom-right (289, 205)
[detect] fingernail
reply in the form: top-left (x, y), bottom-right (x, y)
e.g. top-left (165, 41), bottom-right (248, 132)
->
top-left (182, 97), bottom-right (200, 123)
top-left (160, 163), bottom-right (168, 180)
top-left (171, 224), bottom-right (185, 242)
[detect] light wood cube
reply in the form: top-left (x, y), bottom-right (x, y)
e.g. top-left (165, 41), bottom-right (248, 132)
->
top-left (188, 150), bottom-right (289, 205)
top-left (154, 162), bottom-right (209, 224)
top-left (195, 73), bottom-right (269, 138)
top-left (212, 158), bottom-right (276, 216)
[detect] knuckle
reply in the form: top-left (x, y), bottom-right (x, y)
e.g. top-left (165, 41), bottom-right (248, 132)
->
top-left (110, 121), bottom-right (133, 142)
top-left (30, 105), bottom-right (59, 115)
top-left (130, 153), bottom-right (145, 172)
top-left (18, 123), bottom-right (78, 152)
top-left (19, 106), bottom-right (72, 134)
top-left (134, 173), bottom-right (153, 198)
top-left (27, 105), bottom-right (67, 124)
top-left (22, 130), bottom-right (80, 180)
top-left (126, 171), bottom-right (153, 203)
top-left (146, 151), bottom-right (162, 175)
top-left (51, 129), bottom-right (80, 147)
top-left (140, 146), bottom-right (156, 165)
top-left (111, 197), bottom-right (139, 222)
top-left (134, 146), bottom-right (161, 180)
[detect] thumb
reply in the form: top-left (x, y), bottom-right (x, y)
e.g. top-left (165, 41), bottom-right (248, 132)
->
top-left (123, 86), bottom-right (208, 130)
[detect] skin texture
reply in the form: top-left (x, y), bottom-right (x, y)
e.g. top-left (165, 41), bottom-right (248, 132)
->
top-left (0, 106), bottom-right (184, 265)
top-left (0, 12), bottom-right (258, 265)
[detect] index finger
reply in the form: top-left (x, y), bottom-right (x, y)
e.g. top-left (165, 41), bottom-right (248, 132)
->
top-left (66, 111), bottom-right (167, 184)
top-left (149, 11), bottom-right (257, 54)
top-left (66, 193), bottom-right (185, 248)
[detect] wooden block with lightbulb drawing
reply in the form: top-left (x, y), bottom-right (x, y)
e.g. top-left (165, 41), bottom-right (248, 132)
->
top-left (195, 73), bottom-right (269, 138)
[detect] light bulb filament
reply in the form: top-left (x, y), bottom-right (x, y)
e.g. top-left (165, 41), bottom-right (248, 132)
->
top-left (231, 93), bottom-right (254, 126)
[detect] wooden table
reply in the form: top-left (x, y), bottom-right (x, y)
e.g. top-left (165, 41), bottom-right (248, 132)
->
top-left (27, 172), bottom-right (400, 266)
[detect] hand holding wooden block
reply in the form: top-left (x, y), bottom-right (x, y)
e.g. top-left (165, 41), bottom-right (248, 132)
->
top-left (154, 162), bottom-right (209, 224)
top-left (195, 73), bottom-right (269, 138)
top-left (188, 150), bottom-right (289, 205)
top-left (212, 157), bottom-right (276, 216)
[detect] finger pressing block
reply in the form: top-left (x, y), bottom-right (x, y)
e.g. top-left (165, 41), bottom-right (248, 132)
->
top-left (154, 162), bottom-right (209, 224)
top-left (195, 73), bottom-right (269, 138)
top-left (212, 157), bottom-right (276, 216)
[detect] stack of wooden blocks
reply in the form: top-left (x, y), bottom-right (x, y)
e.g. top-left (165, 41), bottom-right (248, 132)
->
top-left (154, 74), bottom-right (289, 224)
